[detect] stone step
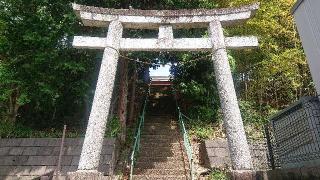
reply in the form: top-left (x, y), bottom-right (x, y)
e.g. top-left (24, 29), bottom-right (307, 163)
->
top-left (139, 149), bottom-right (182, 157)
top-left (137, 156), bottom-right (186, 162)
top-left (145, 117), bottom-right (175, 120)
top-left (141, 134), bottom-right (181, 139)
top-left (144, 123), bottom-right (178, 127)
top-left (139, 146), bottom-right (182, 153)
top-left (135, 161), bottom-right (185, 169)
top-left (142, 131), bottom-right (180, 136)
top-left (134, 168), bottom-right (186, 176)
top-left (132, 175), bottom-right (187, 180)
top-left (140, 138), bottom-right (181, 144)
top-left (141, 134), bottom-right (180, 139)
top-left (0, 175), bottom-right (112, 180)
top-left (140, 142), bottom-right (181, 148)
top-left (145, 116), bottom-right (174, 120)
top-left (145, 117), bottom-right (176, 120)
top-left (143, 127), bottom-right (179, 133)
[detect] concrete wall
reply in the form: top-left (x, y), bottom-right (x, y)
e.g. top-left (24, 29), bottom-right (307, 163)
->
top-left (200, 139), bottom-right (269, 170)
top-left (0, 138), bottom-right (119, 179)
top-left (292, 0), bottom-right (320, 96)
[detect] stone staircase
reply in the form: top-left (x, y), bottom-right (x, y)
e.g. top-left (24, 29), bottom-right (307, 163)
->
top-left (132, 115), bottom-right (190, 180)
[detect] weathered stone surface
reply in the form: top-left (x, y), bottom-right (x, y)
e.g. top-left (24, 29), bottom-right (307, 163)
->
top-left (23, 147), bottom-right (40, 155)
top-left (71, 156), bottom-right (80, 166)
top-left (205, 139), bottom-right (229, 148)
top-left (0, 147), bottom-right (11, 155)
top-left (61, 156), bottom-right (73, 166)
top-left (0, 156), bottom-right (28, 166)
top-left (102, 139), bottom-right (115, 146)
top-left (52, 146), bottom-right (65, 155)
top-left (209, 156), bottom-right (231, 168)
top-left (67, 170), bottom-right (105, 180)
top-left (0, 166), bottom-right (15, 175)
top-left (64, 138), bottom-right (81, 146)
top-left (37, 147), bottom-right (53, 156)
top-left (61, 166), bottom-right (77, 173)
top-left (77, 20), bottom-right (123, 171)
top-left (101, 146), bottom-right (114, 155)
top-left (6, 139), bottom-right (22, 146)
top-left (26, 156), bottom-right (57, 166)
top-left (66, 146), bottom-right (82, 156)
top-left (209, 20), bottom-right (253, 170)
top-left (73, 36), bottom-right (258, 51)
top-left (72, 3), bottom-right (259, 29)
top-left (11, 166), bottom-right (32, 175)
top-left (0, 139), bottom-right (8, 146)
top-left (0, 138), bottom-right (118, 177)
top-left (201, 139), bottom-right (269, 170)
top-left (229, 170), bottom-right (267, 180)
top-left (47, 139), bottom-right (61, 147)
top-left (20, 138), bottom-right (35, 146)
top-left (29, 166), bottom-right (47, 175)
top-left (9, 147), bottom-right (24, 155)
top-left (34, 139), bottom-right (50, 146)
top-left (72, 2), bottom-right (259, 175)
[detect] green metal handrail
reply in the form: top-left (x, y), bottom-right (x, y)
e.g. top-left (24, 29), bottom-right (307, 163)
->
top-left (177, 107), bottom-right (194, 180)
top-left (129, 86), bottom-right (150, 180)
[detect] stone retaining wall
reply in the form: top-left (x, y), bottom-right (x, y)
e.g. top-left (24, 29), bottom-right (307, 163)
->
top-left (0, 138), bottom-right (119, 179)
top-left (200, 139), bottom-right (269, 170)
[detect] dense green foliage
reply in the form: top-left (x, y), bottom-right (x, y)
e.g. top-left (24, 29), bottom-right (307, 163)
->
top-left (224, 0), bottom-right (315, 109)
top-left (208, 169), bottom-right (228, 180)
top-left (0, 0), bottom-right (100, 129)
top-left (173, 0), bottom-right (315, 131)
top-left (0, 0), bottom-right (315, 139)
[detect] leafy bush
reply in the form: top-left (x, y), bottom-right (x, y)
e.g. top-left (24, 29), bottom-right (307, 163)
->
top-left (188, 106), bottom-right (217, 122)
top-left (239, 101), bottom-right (266, 124)
top-left (208, 169), bottom-right (228, 180)
top-left (187, 119), bottom-right (214, 140)
top-left (105, 116), bottom-right (121, 138)
top-left (0, 121), bottom-right (81, 138)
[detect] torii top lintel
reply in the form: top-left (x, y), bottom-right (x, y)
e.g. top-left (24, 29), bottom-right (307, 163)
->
top-left (72, 3), bottom-right (259, 29)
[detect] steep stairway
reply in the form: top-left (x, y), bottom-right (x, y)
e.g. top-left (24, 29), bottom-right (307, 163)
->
top-left (132, 115), bottom-right (189, 180)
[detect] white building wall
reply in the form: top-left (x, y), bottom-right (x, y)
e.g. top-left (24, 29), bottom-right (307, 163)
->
top-left (293, 0), bottom-right (320, 96)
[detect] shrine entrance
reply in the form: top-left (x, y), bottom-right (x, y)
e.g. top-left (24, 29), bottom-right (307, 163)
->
top-left (69, 3), bottom-right (259, 179)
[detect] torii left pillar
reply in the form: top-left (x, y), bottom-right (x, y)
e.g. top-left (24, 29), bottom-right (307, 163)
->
top-left (68, 21), bottom-right (123, 179)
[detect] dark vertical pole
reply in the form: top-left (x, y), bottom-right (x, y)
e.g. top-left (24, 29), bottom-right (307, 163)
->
top-left (57, 125), bottom-right (67, 174)
top-left (118, 58), bottom-right (129, 143)
top-left (128, 63), bottom-right (137, 124)
top-left (264, 123), bottom-right (276, 169)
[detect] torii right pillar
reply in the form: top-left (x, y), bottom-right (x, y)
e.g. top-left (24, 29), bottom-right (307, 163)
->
top-left (209, 20), bottom-right (253, 170)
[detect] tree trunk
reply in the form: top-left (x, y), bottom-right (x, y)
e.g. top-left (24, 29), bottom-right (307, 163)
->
top-left (128, 65), bottom-right (137, 125)
top-left (7, 89), bottom-right (20, 123)
top-left (118, 58), bottom-right (128, 143)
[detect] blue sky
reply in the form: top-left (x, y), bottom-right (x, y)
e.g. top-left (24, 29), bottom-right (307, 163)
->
top-left (150, 64), bottom-right (171, 77)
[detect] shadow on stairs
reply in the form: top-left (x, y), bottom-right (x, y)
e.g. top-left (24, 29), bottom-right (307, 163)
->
top-left (132, 115), bottom-right (190, 180)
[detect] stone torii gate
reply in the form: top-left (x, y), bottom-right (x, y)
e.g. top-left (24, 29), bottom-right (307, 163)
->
top-left (69, 3), bottom-right (259, 179)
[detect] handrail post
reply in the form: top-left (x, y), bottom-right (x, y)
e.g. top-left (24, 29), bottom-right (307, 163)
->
top-left (174, 94), bottom-right (194, 180)
top-left (129, 85), bottom-right (150, 180)
top-left (130, 160), bottom-right (134, 180)
top-left (191, 158), bottom-right (194, 180)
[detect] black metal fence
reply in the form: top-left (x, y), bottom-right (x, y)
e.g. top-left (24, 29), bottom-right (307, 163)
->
top-left (265, 96), bottom-right (320, 169)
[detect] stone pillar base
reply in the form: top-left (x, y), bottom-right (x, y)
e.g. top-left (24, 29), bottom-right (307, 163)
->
top-left (229, 170), bottom-right (268, 180)
top-left (67, 170), bottom-right (106, 180)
